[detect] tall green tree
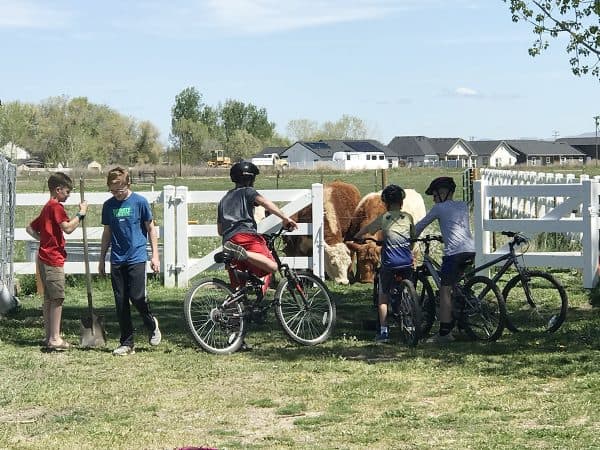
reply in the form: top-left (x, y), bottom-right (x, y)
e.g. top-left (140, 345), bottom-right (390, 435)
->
top-left (286, 119), bottom-right (319, 141)
top-left (505, 0), bottom-right (600, 78)
top-left (286, 115), bottom-right (370, 141)
top-left (0, 101), bottom-right (38, 157)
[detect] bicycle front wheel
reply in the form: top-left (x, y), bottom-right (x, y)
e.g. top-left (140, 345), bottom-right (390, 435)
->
top-left (414, 272), bottom-right (436, 337)
top-left (184, 278), bottom-right (246, 354)
top-left (395, 279), bottom-right (421, 347)
top-left (502, 270), bottom-right (568, 333)
top-left (274, 272), bottom-right (336, 345)
top-left (460, 276), bottom-right (506, 342)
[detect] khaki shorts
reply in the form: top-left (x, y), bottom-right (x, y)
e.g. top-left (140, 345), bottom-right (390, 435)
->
top-left (38, 260), bottom-right (65, 301)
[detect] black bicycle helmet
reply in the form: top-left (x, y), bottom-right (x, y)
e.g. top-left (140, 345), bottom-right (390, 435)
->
top-left (381, 184), bottom-right (406, 205)
top-left (425, 176), bottom-right (456, 195)
top-left (230, 161), bottom-right (260, 184)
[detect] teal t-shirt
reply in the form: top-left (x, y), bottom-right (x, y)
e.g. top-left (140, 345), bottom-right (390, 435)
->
top-left (101, 192), bottom-right (153, 264)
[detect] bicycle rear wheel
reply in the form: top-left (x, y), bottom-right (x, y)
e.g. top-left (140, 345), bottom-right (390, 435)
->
top-left (183, 278), bottom-right (246, 354)
top-left (414, 272), bottom-right (436, 337)
top-left (502, 270), bottom-right (568, 333)
top-left (395, 279), bottom-right (421, 347)
top-left (459, 276), bottom-right (506, 341)
top-left (274, 272), bottom-right (336, 345)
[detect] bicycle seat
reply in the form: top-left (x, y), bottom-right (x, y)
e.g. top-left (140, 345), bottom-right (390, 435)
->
top-left (214, 251), bottom-right (233, 265)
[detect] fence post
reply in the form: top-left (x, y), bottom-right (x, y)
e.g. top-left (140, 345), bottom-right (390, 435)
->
top-left (162, 185), bottom-right (176, 288)
top-left (311, 183), bottom-right (325, 279)
top-left (582, 179), bottom-right (599, 288)
top-left (473, 179), bottom-right (490, 275)
top-left (175, 185), bottom-right (189, 288)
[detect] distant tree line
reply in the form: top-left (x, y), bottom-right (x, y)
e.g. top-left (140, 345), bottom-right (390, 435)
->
top-left (0, 96), bottom-right (162, 167)
top-left (0, 87), bottom-right (373, 168)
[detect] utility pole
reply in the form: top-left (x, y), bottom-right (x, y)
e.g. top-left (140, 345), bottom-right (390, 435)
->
top-left (552, 130), bottom-right (560, 140)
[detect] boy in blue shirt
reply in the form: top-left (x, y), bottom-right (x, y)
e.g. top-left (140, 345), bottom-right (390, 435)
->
top-left (99, 167), bottom-right (161, 355)
top-left (354, 184), bottom-right (416, 343)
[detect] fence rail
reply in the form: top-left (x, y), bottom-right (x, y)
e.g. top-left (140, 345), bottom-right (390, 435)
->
top-left (474, 169), bottom-right (600, 288)
top-left (14, 184), bottom-right (325, 288)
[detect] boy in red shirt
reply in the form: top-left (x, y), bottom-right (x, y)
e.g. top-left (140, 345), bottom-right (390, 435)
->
top-left (26, 172), bottom-right (88, 351)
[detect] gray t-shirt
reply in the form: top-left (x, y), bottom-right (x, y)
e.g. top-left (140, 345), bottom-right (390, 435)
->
top-left (415, 200), bottom-right (475, 256)
top-left (218, 186), bottom-right (260, 243)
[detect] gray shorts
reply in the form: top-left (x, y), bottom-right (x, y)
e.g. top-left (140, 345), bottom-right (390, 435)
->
top-left (38, 260), bottom-right (65, 301)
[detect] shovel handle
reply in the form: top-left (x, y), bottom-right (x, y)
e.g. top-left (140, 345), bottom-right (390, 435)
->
top-left (80, 178), bottom-right (94, 317)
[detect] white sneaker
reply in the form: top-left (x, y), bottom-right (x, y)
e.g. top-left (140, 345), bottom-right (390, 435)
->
top-left (149, 317), bottom-right (161, 346)
top-left (112, 345), bottom-right (135, 356)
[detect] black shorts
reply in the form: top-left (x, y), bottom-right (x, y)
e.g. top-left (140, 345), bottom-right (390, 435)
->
top-left (379, 266), bottom-right (414, 294)
top-left (440, 252), bottom-right (475, 286)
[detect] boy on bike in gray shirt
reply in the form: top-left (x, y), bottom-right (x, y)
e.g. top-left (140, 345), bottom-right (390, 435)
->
top-left (415, 177), bottom-right (475, 343)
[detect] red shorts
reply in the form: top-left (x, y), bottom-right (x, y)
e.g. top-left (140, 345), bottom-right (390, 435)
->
top-left (227, 233), bottom-right (274, 290)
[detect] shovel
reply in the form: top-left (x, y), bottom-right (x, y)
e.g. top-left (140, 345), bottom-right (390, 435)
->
top-left (79, 177), bottom-right (107, 348)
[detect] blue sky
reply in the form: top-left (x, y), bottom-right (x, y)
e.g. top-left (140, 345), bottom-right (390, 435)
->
top-left (2, 0), bottom-right (599, 145)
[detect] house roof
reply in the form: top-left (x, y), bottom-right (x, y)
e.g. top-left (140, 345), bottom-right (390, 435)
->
top-left (469, 140), bottom-right (503, 156)
top-left (556, 137), bottom-right (599, 146)
top-left (387, 136), bottom-right (437, 158)
top-left (505, 140), bottom-right (585, 157)
top-left (387, 136), bottom-right (468, 158)
top-left (294, 139), bottom-right (391, 158)
top-left (252, 146), bottom-right (287, 159)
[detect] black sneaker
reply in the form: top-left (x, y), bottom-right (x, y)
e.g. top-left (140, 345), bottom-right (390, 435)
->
top-left (223, 242), bottom-right (248, 261)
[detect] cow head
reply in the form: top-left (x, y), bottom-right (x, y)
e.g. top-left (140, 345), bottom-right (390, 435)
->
top-left (354, 242), bottom-right (381, 283)
top-left (324, 243), bottom-right (352, 285)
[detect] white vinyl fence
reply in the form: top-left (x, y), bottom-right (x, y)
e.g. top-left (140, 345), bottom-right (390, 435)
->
top-left (474, 169), bottom-right (600, 288)
top-left (15, 184), bottom-right (325, 289)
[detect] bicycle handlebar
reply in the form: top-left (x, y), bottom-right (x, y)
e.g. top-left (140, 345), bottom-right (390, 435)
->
top-left (501, 231), bottom-right (529, 246)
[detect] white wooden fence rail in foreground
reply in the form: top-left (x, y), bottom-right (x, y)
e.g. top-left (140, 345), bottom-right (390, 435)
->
top-left (474, 169), bottom-right (600, 288)
top-left (14, 184), bottom-right (325, 288)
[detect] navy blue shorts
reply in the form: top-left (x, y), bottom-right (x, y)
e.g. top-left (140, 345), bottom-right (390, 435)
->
top-left (379, 266), bottom-right (414, 295)
top-left (440, 252), bottom-right (475, 286)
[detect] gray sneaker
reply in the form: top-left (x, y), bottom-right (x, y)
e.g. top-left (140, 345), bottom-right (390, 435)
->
top-left (112, 345), bottom-right (135, 356)
top-left (149, 317), bottom-right (161, 346)
top-left (223, 241), bottom-right (248, 261)
top-left (426, 332), bottom-right (455, 344)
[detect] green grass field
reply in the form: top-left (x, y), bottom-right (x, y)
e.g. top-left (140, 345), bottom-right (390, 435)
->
top-left (1, 167), bottom-right (599, 449)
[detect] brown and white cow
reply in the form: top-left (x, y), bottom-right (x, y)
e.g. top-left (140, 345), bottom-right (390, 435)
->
top-left (283, 180), bottom-right (361, 284)
top-left (346, 189), bottom-right (427, 283)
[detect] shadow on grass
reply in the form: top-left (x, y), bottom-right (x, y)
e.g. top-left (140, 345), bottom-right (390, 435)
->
top-left (2, 279), bottom-right (599, 380)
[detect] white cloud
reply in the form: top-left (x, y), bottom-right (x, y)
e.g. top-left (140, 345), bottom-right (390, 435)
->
top-left (0, 0), bottom-right (70, 29)
top-left (204, 0), bottom-right (402, 34)
top-left (455, 87), bottom-right (479, 97)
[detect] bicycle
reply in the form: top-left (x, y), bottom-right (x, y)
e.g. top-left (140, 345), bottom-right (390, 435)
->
top-left (414, 235), bottom-right (507, 342)
top-left (183, 227), bottom-right (336, 354)
top-left (349, 237), bottom-right (421, 347)
top-left (475, 231), bottom-right (568, 333)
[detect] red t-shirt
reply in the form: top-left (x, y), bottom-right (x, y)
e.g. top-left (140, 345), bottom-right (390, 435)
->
top-left (30, 198), bottom-right (69, 267)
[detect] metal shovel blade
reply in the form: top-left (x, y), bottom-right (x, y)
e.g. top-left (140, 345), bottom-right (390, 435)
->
top-left (80, 313), bottom-right (107, 347)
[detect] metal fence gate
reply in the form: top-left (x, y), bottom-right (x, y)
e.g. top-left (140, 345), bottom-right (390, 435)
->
top-left (0, 155), bottom-right (16, 298)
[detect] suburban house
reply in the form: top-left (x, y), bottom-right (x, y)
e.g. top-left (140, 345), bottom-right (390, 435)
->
top-left (503, 140), bottom-right (585, 166)
top-left (388, 136), bottom-right (585, 168)
top-left (469, 140), bottom-right (518, 167)
top-left (555, 137), bottom-right (599, 161)
top-left (387, 136), bottom-right (476, 167)
top-left (281, 139), bottom-right (396, 170)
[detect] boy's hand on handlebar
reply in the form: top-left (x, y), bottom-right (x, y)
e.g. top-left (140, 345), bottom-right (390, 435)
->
top-left (282, 217), bottom-right (298, 231)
